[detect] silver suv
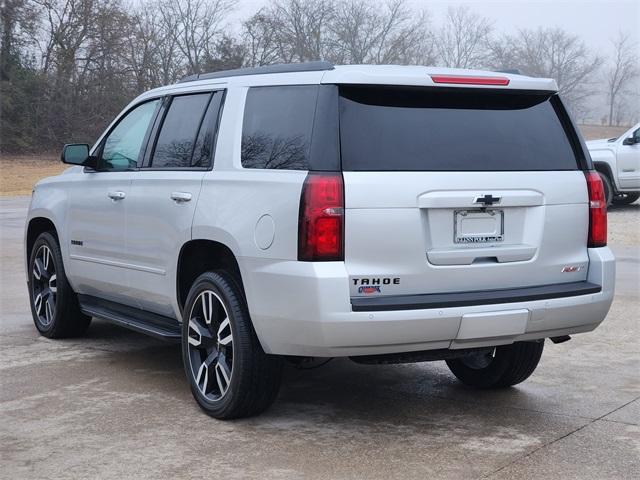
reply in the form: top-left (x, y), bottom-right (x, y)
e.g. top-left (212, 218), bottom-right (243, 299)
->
top-left (25, 62), bottom-right (615, 419)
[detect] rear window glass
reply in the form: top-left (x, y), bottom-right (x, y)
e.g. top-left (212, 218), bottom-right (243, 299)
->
top-left (339, 86), bottom-right (579, 171)
top-left (241, 86), bottom-right (318, 170)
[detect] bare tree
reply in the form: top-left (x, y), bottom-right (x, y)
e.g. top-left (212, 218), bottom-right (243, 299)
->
top-left (202, 34), bottom-right (245, 72)
top-left (243, 0), bottom-right (335, 64)
top-left (159, 0), bottom-right (236, 75)
top-left (126, 8), bottom-right (162, 90)
top-left (0, 0), bottom-right (40, 79)
top-left (489, 27), bottom-right (601, 119)
top-left (243, 0), bottom-right (434, 67)
top-left (5, 0), bottom-right (635, 153)
top-left (605, 31), bottom-right (638, 126)
top-left (126, 4), bottom-right (184, 88)
top-left (435, 6), bottom-right (492, 69)
top-left (243, 11), bottom-right (283, 66)
top-left (330, 0), bottom-right (434, 65)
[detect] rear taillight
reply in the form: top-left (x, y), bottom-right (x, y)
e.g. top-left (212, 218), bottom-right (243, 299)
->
top-left (298, 172), bottom-right (344, 261)
top-left (584, 171), bottom-right (607, 247)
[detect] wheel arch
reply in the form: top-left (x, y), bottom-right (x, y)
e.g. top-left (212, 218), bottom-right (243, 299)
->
top-left (176, 239), bottom-right (245, 314)
top-left (26, 217), bottom-right (59, 262)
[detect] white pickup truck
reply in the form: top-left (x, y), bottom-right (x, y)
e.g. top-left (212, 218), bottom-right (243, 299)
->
top-left (587, 123), bottom-right (640, 206)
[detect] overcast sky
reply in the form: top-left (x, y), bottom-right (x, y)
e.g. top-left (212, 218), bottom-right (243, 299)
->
top-left (232, 0), bottom-right (640, 57)
top-left (419, 0), bottom-right (640, 53)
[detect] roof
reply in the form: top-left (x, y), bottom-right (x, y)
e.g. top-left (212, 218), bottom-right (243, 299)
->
top-left (135, 63), bottom-right (558, 104)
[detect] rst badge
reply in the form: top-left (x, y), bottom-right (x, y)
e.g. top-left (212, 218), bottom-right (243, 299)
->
top-left (358, 286), bottom-right (381, 294)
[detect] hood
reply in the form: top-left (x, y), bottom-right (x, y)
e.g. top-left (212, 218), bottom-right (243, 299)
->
top-left (586, 138), bottom-right (616, 150)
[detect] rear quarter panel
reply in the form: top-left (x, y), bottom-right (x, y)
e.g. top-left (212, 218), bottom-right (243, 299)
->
top-left (191, 86), bottom-right (308, 344)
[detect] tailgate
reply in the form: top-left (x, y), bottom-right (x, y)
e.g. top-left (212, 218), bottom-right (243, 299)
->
top-left (338, 85), bottom-right (590, 299)
top-left (345, 171), bottom-right (589, 298)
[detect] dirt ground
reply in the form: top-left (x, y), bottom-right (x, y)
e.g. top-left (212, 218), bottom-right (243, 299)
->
top-left (0, 125), bottom-right (633, 196)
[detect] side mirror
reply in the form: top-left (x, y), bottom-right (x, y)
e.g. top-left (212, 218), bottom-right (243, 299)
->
top-left (61, 144), bottom-right (97, 168)
top-left (622, 137), bottom-right (638, 146)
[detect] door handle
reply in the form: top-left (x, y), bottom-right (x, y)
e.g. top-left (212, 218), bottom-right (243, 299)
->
top-left (108, 191), bottom-right (126, 201)
top-left (171, 192), bottom-right (192, 203)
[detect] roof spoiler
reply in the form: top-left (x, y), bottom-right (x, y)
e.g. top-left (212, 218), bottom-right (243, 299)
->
top-left (494, 68), bottom-right (522, 75)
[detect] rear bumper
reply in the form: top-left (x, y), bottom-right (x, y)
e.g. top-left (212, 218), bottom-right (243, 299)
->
top-left (351, 281), bottom-right (602, 312)
top-left (241, 247), bottom-right (615, 357)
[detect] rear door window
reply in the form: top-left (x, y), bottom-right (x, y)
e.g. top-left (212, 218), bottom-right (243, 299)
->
top-left (191, 91), bottom-right (225, 168)
top-left (150, 93), bottom-right (212, 168)
top-left (339, 86), bottom-right (580, 171)
top-left (241, 85), bottom-right (318, 170)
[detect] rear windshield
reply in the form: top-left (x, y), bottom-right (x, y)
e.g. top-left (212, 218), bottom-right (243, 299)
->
top-left (339, 86), bottom-right (580, 171)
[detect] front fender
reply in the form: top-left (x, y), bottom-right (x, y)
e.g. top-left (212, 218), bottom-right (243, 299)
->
top-left (25, 185), bottom-right (70, 281)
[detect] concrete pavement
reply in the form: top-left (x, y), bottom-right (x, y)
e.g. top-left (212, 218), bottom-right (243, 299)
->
top-left (1, 195), bottom-right (638, 480)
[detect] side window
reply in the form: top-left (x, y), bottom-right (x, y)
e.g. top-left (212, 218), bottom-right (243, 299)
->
top-left (150, 93), bottom-right (211, 168)
top-left (241, 85), bottom-right (318, 170)
top-left (101, 99), bottom-right (160, 171)
top-left (192, 91), bottom-right (224, 168)
top-left (634, 128), bottom-right (639, 142)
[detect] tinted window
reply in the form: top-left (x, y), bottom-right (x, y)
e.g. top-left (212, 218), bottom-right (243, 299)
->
top-left (339, 87), bottom-right (579, 171)
top-left (241, 86), bottom-right (318, 170)
top-left (151, 93), bottom-right (211, 168)
top-left (101, 99), bottom-right (160, 171)
top-left (192, 91), bottom-right (224, 168)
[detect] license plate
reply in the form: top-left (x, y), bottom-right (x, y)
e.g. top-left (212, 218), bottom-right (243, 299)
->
top-left (454, 209), bottom-right (504, 244)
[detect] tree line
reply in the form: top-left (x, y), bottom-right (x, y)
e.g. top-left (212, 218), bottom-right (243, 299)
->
top-left (1, 0), bottom-right (638, 153)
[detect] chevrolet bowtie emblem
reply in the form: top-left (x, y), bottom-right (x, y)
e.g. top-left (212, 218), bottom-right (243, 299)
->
top-left (474, 194), bottom-right (501, 206)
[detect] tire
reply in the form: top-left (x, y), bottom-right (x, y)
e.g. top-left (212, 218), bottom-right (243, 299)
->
top-left (612, 192), bottom-right (640, 206)
top-left (597, 171), bottom-right (614, 207)
top-left (446, 341), bottom-right (544, 388)
top-left (27, 232), bottom-right (91, 338)
top-left (181, 271), bottom-right (283, 419)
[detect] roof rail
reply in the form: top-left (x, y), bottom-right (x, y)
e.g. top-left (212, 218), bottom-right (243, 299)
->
top-left (178, 61), bottom-right (335, 84)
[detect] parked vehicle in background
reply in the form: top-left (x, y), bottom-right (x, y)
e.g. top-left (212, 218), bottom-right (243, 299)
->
top-left (587, 123), bottom-right (640, 206)
top-left (25, 63), bottom-right (615, 419)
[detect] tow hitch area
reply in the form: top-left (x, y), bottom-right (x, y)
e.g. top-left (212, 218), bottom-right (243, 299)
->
top-left (550, 335), bottom-right (572, 344)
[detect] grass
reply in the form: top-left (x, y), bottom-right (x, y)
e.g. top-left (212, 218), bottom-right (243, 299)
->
top-left (1, 154), bottom-right (67, 196)
top-left (0, 125), bottom-right (633, 196)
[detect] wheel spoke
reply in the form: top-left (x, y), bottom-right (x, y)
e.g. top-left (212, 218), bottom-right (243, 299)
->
top-left (195, 362), bottom-right (208, 392)
top-left (188, 319), bottom-right (203, 346)
top-left (201, 291), bottom-right (214, 324)
top-left (42, 247), bottom-right (51, 271)
top-left (33, 258), bottom-right (44, 281)
top-left (34, 293), bottom-right (43, 314)
top-left (188, 317), bottom-right (215, 348)
top-left (217, 317), bottom-right (232, 345)
top-left (195, 351), bottom-right (218, 394)
top-left (49, 274), bottom-right (57, 294)
top-left (215, 353), bottom-right (231, 395)
top-left (45, 297), bottom-right (54, 324)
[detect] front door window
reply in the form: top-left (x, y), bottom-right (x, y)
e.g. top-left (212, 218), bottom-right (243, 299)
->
top-left (100, 100), bottom-right (160, 171)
